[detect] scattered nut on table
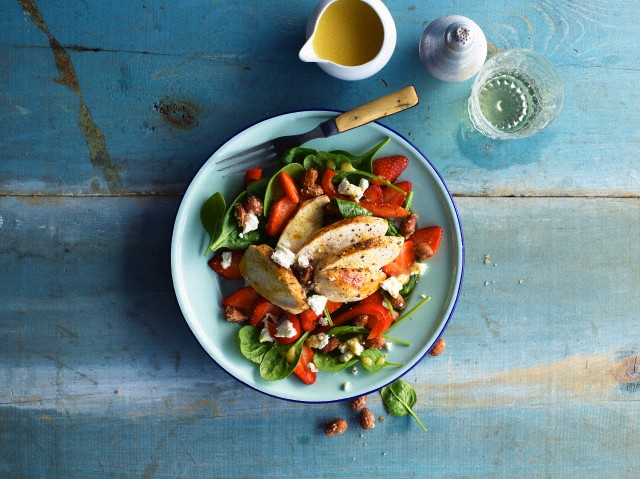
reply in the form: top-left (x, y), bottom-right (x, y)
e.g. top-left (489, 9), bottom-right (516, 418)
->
top-left (324, 418), bottom-right (348, 436)
top-left (359, 408), bottom-right (376, 430)
top-left (429, 338), bottom-right (446, 356)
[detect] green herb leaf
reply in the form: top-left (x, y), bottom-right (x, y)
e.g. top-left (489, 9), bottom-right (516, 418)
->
top-left (400, 274), bottom-right (419, 297)
top-left (333, 198), bottom-right (372, 218)
top-left (385, 295), bottom-right (431, 333)
top-left (381, 380), bottom-right (427, 432)
top-left (259, 332), bottom-right (308, 381)
top-left (359, 349), bottom-right (402, 373)
top-left (330, 137), bottom-right (390, 172)
top-left (313, 352), bottom-right (358, 372)
top-left (326, 325), bottom-right (369, 340)
top-left (238, 326), bottom-right (271, 364)
top-left (200, 192), bottom-right (226, 253)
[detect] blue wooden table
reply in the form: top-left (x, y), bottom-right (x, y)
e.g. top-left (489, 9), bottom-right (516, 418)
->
top-left (2, 1), bottom-right (639, 477)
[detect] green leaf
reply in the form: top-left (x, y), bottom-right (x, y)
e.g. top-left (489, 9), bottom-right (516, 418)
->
top-left (386, 220), bottom-right (403, 237)
top-left (263, 163), bottom-right (305, 216)
top-left (333, 198), bottom-right (372, 218)
top-left (313, 352), bottom-right (358, 372)
top-left (359, 349), bottom-right (402, 373)
top-left (281, 147), bottom-right (317, 166)
top-left (259, 332), bottom-right (308, 381)
top-left (238, 326), bottom-right (271, 364)
top-left (330, 137), bottom-right (390, 172)
top-left (200, 192), bottom-right (226, 253)
top-left (207, 191), bottom-right (265, 253)
top-left (326, 325), bottom-right (369, 340)
top-left (381, 380), bottom-right (427, 432)
top-left (400, 274), bottom-right (419, 297)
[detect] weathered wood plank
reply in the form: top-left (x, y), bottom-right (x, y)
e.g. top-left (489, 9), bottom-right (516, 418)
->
top-left (1, 196), bottom-right (638, 478)
top-left (1, 0), bottom-right (639, 196)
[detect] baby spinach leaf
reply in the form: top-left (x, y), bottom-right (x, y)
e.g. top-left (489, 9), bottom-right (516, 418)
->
top-left (330, 137), bottom-right (389, 173)
top-left (238, 326), bottom-right (271, 364)
top-left (381, 380), bottom-right (427, 432)
top-left (246, 176), bottom-right (269, 199)
top-left (200, 192), bottom-right (226, 253)
top-left (359, 349), bottom-right (402, 373)
top-left (259, 332), bottom-right (309, 381)
top-left (207, 191), bottom-right (264, 253)
top-left (313, 352), bottom-right (358, 372)
top-left (263, 163), bottom-right (305, 216)
top-left (333, 198), bottom-right (372, 218)
top-left (386, 220), bottom-right (403, 237)
top-left (281, 146), bottom-right (317, 166)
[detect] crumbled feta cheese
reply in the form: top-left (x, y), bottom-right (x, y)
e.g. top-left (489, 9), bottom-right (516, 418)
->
top-left (259, 326), bottom-right (274, 343)
top-left (307, 294), bottom-right (328, 315)
top-left (342, 381), bottom-right (352, 391)
top-left (337, 178), bottom-right (369, 201)
top-left (220, 251), bottom-right (233, 270)
top-left (275, 319), bottom-right (297, 338)
top-left (351, 366), bottom-right (358, 375)
top-left (307, 362), bottom-right (318, 373)
top-left (296, 251), bottom-right (311, 268)
top-left (306, 332), bottom-right (330, 350)
top-left (271, 244), bottom-right (296, 269)
top-left (411, 261), bottom-right (428, 276)
top-left (318, 315), bottom-right (329, 327)
top-left (381, 276), bottom-right (404, 298)
top-left (384, 341), bottom-right (393, 352)
top-left (239, 212), bottom-right (259, 237)
top-left (339, 337), bottom-right (364, 362)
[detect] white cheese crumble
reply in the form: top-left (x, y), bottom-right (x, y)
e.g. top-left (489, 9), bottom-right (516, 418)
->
top-left (307, 294), bottom-right (328, 316)
top-left (275, 319), bottom-right (297, 338)
top-left (271, 244), bottom-right (296, 269)
top-left (220, 251), bottom-right (233, 270)
top-left (384, 341), bottom-right (393, 352)
top-left (296, 251), bottom-right (311, 268)
top-left (338, 178), bottom-right (369, 201)
top-left (342, 381), bottom-right (352, 391)
top-left (306, 332), bottom-right (330, 350)
top-left (307, 362), bottom-right (318, 373)
top-left (259, 325), bottom-right (274, 343)
top-left (339, 337), bottom-right (364, 362)
top-left (318, 315), bottom-right (329, 327)
top-left (381, 276), bottom-right (404, 298)
top-left (411, 261), bottom-right (428, 276)
top-left (239, 212), bottom-right (259, 238)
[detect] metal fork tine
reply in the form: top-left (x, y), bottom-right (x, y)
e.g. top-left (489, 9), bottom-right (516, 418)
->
top-left (215, 138), bottom-right (275, 165)
top-left (222, 155), bottom-right (280, 177)
top-left (218, 148), bottom-right (277, 172)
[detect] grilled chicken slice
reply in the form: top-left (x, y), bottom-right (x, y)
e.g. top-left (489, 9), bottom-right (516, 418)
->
top-left (295, 215), bottom-right (388, 267)
top-left (276, 195), bottom-right (330, 253)
top-left (239, 244), bottom-right (308, 314)
top-left (313, 267), bottom-right (386, 303)
top-left (316, 236), bottom-right (404, 273)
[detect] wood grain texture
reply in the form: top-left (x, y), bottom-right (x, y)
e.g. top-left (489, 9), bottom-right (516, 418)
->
top-left (1, 196), bottom-right (638, 478)
top-left (2, 0), bottom-right (640, 477)
top-left (0, 0), bottom-right (638, 196)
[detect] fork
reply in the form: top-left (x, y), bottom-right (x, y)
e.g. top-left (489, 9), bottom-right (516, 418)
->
top-left (216, 85), bottom-right (419, 175)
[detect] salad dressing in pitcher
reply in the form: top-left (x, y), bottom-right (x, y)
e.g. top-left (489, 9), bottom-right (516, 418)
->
top-left (311, 0), bottom-right (384, 66)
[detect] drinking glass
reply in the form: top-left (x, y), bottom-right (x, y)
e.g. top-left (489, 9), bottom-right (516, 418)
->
top-left (467, 49), bottom-right (563, 140)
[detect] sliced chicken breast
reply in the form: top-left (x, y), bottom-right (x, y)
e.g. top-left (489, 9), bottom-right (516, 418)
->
top-left (313, 267), bottom-right (386, 303)
top-left (239, 244), bottom-right (308, 314)
top-left (316, 235), bottom-right (404, 273)
top-left (276, 195), bottom-right (330, 253)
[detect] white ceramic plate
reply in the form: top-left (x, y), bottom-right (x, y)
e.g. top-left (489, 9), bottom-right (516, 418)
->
top-left (171, 110), bottom-right (464, 403)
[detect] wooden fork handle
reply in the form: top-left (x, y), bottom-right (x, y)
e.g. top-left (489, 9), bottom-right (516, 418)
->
top-left (334, 86), bottom-right (419, 133)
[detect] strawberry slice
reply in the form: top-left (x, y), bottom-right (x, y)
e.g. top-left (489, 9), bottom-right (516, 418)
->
top-left (363, 184), bottom-right (383, 203)
top-left (222, 286), bottom-right (260, 316)
top-left (249, 297), bottom-right (284, 327)
top-left (381, 181), bottom-right (412, 206)
top-left (207, 249), bottom-right (243, 280)
top-left (410, 226), bottom-right (443, 258)
top-left (293, 344), bottom-right (316, 385)
top-left (244, 168), bottom-right (263, 189)
top-left (372, 155), bottom-right (409, 185)
top-left (381, 240), bottom-right (415, 277)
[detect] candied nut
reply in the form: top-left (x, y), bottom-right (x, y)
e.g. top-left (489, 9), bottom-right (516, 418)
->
top-left (359, 408), bottom-right (376, 430)
top-left (244, 196), bottom-right (263, 216)
top-left (294, 264), bottom-right (314, 285)
top-left (234, 203), bottom-right (248, 228)
top-left (320, 337), bottom-right (340, 354)
top-left (400, 214), bottom-right (417, 239)
top-left (414, 241), bottom-right (435, 260)
top-left (350, 395), bottom-right (367, 411)
top-left (301, 184), bottom-right (324, 198)
top-left (303, 168), bottom-right (319, 187)
top-left (324, 418), bottom-right (347, 436)
top-left (389, 293), bottom-right (405, 310)
top-left (429, 338), bottom-right (446, 356)
top-left (352, 315), bottom-right (369, 327)
top-left (364, 336), bottom-right (386, 350)
top-left (224, 306), bottom-right (246, 323)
